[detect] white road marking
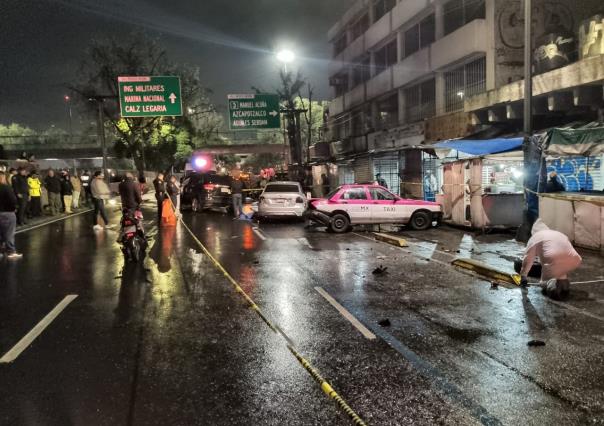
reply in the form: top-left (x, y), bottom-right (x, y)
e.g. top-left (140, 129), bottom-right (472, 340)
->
top-left (314, 287), bottom-right (376, 340)
top-left (15, 209), bottom-right (92, 234)
top-left (0, 295), bottom-right (78, 363)
top-left (252, 227), bottom-right (267, 241)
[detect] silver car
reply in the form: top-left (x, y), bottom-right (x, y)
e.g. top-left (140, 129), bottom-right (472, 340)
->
top-left (257, 181), bottom-right (307, 219)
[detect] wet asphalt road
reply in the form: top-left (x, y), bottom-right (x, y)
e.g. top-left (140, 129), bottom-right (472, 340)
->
top-left (1, 201), bottom-right (603, 425)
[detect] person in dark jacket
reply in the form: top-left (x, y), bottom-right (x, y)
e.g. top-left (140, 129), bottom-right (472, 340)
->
top-left (153, 172), bottom-right (166, 225)
top-left (0, 171), bottom-right (23, 259)
top-left (12, 167), bottom-right (30, 225)
top-left (166, 175), bottom-right (180, 210)
top-left (545, 172), bottom-right (565, 193)
top-left (60, 171), bottom-right (74, 214)
top-left (230, 176), bottom-right (244, 219)
top-left (118, 172), bottom-right (142, 211)
top-left (44, 169), bottom-right (62, 216)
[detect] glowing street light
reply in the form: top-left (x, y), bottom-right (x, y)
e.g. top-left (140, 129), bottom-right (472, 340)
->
top-left (276, 49), bottom-right (295, 73)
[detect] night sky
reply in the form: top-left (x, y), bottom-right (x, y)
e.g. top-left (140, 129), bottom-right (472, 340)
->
top-left (1, 0), bottom-right (353, 131)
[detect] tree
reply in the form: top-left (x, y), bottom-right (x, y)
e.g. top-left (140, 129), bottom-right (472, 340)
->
top-left (276, 70), bottom-right (306, 165)
top-left (73, 32), bottom-right (223, 173)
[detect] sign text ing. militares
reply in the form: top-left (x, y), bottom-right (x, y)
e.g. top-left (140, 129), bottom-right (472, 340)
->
top-left (228, 94), bottom-right (280, 130)
top-left (118, 76), bottom-right (182, 118)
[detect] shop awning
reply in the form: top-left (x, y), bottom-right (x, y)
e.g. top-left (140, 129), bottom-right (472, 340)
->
top-left (434, 137), bottom-right (524, 156)
top-left (545, 126), bottom-right (604, 156)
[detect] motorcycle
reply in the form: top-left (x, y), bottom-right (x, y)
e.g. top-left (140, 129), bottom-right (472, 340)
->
top-left (119, 208), bottom-right (147, 262)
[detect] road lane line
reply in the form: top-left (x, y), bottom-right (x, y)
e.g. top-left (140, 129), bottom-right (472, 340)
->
top-left (252, 227), bottom-right (267, 241)
top-left (178, 217), bottom-right (367, 425)
top-left (0, 295), bottom-right (78, 363)
top-left (15, 209), bottom-right (92, 234)
top-left (314, 287), bottom-right (376, 340)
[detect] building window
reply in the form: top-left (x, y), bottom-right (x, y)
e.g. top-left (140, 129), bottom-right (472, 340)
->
top-left (351, 13), bottom-right (369, 41)
top-left (444, 56), bottom-right (486, 112)
top-left (352, 57), bottom-right (371, 87)
top-left (376, 93), bottom-right (399, 129)
top-left (403, 14), bottom-right (435, 58)
top-left (374, 39), bottom-right (398, 74)
top-left (374, 0), bottom-right (396, 22)
top-left (404, 78), bottom-right (436, 123)
top-left (444, 0), bottom-right (485, 36)
top-left (330, 73), bottom-right (349, 97)
top-left (334, 34), bottom-right (347, 57)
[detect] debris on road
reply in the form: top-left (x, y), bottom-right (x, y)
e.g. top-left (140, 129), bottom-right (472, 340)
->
top-left (527, 340), bottom-right (546, 347)
top-left (378, 319), bottom-right (391, 327)
top-left (490, 282), bottom-right (499, 290)
top-left (372, 265), bottom-right (388, 275)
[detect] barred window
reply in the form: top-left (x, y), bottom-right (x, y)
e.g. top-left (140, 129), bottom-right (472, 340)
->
top-left (351, 13), bottom-right (369, 41)
top-left (444, 57), bottom-right (486, 112)
top-left (374, 0), bottom-right (396, 22)
top-left (374, 39), bottom-right (398, 74)
top-left (404, 79), bottom-right (436, 123)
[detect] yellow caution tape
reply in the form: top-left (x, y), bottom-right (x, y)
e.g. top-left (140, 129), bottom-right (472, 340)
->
top-left (169, 199), bottom-right (367, 425)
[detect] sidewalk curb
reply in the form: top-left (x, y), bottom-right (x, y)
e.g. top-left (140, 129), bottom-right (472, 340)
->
top-left (373, 233), bottom-right (408, 247)
top-left (452, 258), bottom-right (521, 286)
top-left (15, 208), bottom-right (92, 234)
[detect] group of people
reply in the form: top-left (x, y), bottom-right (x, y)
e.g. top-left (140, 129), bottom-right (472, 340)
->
top-left (4, 166), bottom-right (92, 225)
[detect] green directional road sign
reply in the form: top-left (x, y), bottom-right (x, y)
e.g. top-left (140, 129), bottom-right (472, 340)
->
top-left (228, 94), bottom-right (281, 130)
top-left (118, 76), bottom-right (183, 118)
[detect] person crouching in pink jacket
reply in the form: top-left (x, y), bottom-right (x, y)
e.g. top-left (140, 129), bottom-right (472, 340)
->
top-left (520, 219), bottom-right (582, 300)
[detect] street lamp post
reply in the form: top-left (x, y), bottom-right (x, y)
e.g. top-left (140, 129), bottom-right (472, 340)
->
top-left (64, 95), bottom-right (73, 140)
top-left (276, 49), bottom-right (295, 74)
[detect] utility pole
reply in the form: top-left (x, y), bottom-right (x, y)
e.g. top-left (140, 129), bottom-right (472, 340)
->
top-left (88, 95), bottom-right (114, 181)
top-left (518, 0), bottom-right (534, 242)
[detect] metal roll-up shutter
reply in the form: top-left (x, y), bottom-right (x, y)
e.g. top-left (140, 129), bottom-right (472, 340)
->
top-left (353, 156), bottom-right (373, 184)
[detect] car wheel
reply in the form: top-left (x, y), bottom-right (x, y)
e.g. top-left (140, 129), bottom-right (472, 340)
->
top-left (409, 211), bottom-right (431, 230)
top-left (329, 213), bottom-right (350, 233)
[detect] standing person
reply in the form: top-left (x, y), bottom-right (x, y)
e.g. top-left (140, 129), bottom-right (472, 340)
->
top-left (91, 171), bottom-right (111, 230)
top-left (153, 172), bottom-right (166, 225)
top-left (44, 169), bottom-right (62, 216)
top-left (320, 173), bottom-right (329, 197)
top-left (12, 167), bottom-right (30, 225)
top-left (375, 173), bottom-right (388, 188)
top-left (8, 168), bottom-right (17, 183)
top-left (80, 170), bottom-right (92, 205)
top-left (545, 171), bottom-right (565, 193)
top-left (118, 172), bottom-right (142, 212)
top-left (70, 172), bottom-right (82, 210)
top-left (520, 219), bottom-right (582, 300)
top-left (230, 175), bottom-right (244, 219)
top-left (60, 171), bottom-right (74, 214)
top-left (27, 171), bottom-right (42, 218)
top-left (166, 175), bottom-right (180, 210)
top-left (0, 171), bottom-right (22, 259)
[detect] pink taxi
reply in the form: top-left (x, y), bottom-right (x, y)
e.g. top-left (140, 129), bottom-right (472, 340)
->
top-left (307, 184), bottom-right (442, 233)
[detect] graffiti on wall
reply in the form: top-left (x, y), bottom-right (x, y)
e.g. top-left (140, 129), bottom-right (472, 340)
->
top-left (546, 156), bottom-right (602, 191)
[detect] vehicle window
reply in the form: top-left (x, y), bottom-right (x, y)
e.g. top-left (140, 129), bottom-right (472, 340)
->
top-left (370, 187), bottom-right (397, 200)
top-left (341, 188), bottom-right (367, 200)
top-left (326, 187), bottom-right (341, 199)
top-left (264, 184), bottom-right (300, 193)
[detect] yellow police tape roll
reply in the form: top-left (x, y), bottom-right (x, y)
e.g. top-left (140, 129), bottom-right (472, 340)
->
top-left (172, 210), bottom-right (367, 425)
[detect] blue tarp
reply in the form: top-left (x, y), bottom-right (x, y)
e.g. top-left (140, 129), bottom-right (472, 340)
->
top-left (434, 137), bottom-right (524, 156)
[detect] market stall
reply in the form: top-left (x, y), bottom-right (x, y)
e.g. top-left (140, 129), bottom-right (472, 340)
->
top-left (430, 137), bottom-right (525, 229)
top-left (539, 126), bottom-right (604, 251)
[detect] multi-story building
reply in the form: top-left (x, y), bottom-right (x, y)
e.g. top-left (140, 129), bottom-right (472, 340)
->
top-left (325, 0), bottom-right (604, 198)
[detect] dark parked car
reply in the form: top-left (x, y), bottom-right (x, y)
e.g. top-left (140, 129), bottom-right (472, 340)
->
top-left (180, 172), bottom-right (233, 212)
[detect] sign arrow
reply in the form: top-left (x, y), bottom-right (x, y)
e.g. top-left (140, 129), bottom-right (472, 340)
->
top-left (169, 93), bottom-right (177, 104)
top-left (269, 110), bottom-right (278, 117)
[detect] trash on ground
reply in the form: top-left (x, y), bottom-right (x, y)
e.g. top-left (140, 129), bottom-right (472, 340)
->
top-left (372, 265), bottom-right (388, 275)
top-left (527, 340), bottom-right (546, 347)
top-left (378, 319), bottom-right (391, 327)
top-left (491, 282), bottom-right (499, 290)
